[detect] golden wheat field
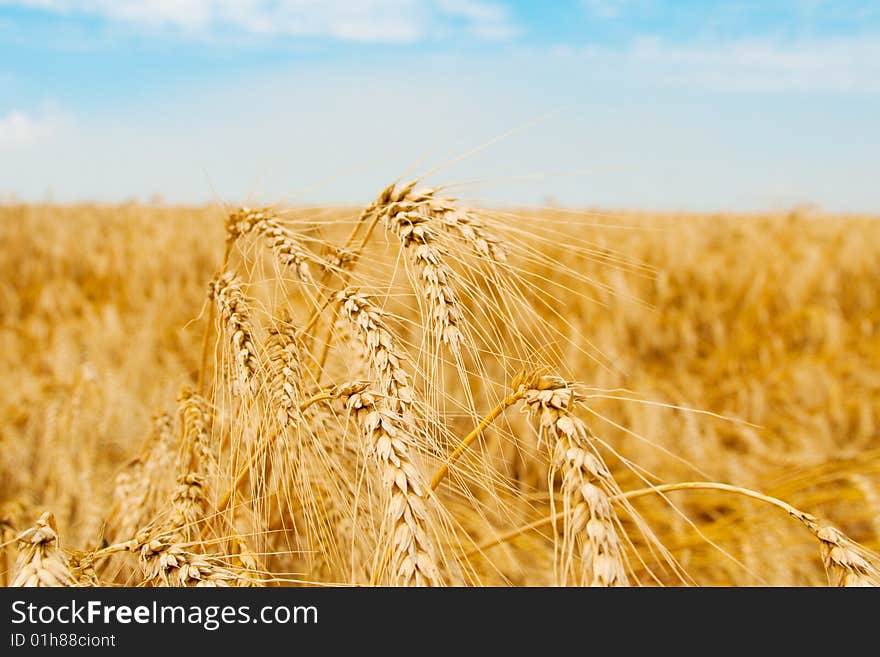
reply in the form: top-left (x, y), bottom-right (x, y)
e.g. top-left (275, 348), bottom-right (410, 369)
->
top-left (2, 191), bottom-right (879, 587)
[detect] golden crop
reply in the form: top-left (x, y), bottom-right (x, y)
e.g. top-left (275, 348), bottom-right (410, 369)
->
top-left (1, 193), bottom-right (879, 586)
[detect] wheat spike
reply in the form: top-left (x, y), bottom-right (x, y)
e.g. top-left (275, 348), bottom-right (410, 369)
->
top-left (11, 512), bottom-right (75, 587)
top-left (226, 207), bottom-right (314, 284)
top-left (178, 387), bottom-right (216, 479)
top-left (337, 290), bottom-right (414, 410)
top-left (165, 473), bottom-right (210, 543)
top-left (209, 272), bottom-right (260, 395)
top-left (343, 389), bottom-right (442, 586)
top-left (69, 550), bottom-right (100, 586)
top-left (135, 535), bottom-right (242, 587)
top-left (521, 375), bottom-right (629, 587)
top-left (228, 533), bottom-right (265, 587)
top-left (336, 290), bottom-right (442, 586)
top-left (265, 324), bottom-right (305, 428)
top-left (367, 182), bottom-right (466, 354)
top-left (799, 517), bottom-right (880, 587)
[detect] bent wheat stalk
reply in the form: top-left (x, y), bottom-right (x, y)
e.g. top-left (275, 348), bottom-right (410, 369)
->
top-left (469, 481), bottom-right (880, 587)
top-left (429, 388), bottom-right (525, 491)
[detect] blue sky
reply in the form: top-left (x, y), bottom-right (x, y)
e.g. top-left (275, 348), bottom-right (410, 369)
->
top-left (1, 1), bottom-right (879, 211)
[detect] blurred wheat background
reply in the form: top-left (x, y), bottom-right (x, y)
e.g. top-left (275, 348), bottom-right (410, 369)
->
top-left (2, 195), bottom-right (878, 587)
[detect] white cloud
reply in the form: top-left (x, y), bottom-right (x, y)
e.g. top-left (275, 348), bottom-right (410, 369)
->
top-left (581, 0), bottom-right (634, 18)
top-left (581, 0), bottom-right (657, 20)
top-left (562, 36), bottom-right (880, 93)
top-left (437, 0), bottom-right (518, 39)
top-left (0, 109), bottom-right (57, 147)
top-left (0, 0), bottom-right (517, 42)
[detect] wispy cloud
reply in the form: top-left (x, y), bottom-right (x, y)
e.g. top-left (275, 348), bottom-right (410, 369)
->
top-left (580, 0), bottom-right (636, 19)
top-left (0, 108), bottom-right (59, 148)
top-left (0, 0), bottom-right (517, 42)
top-left (437, 0), bottom-right (518, 39)
top-left (559, 36), bottom-right (880, 94)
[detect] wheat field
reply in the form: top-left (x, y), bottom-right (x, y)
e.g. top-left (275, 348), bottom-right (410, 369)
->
top-left (2, 188), bottom-right (879, 587)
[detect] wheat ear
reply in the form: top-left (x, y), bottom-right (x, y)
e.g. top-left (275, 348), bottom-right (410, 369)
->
top-left (367, 182), bottom-right (466, 354)
top-left (11, 512), bottom-right (75, 587)
top-left (135, 535), bottom-right (242, 587)
top-left (178, 387), bottom-right (216, 479)
top-left (800, 518), bottom-right (880, 587)
top-left (209, 272), bottom-right (260, 395)
top-left (265, 323), bottom-right (305, 428)
top-left (521, 375), bottom-right (629, 587)
top-left (226, 207), bottom-right (314, 284)
top-left (406, 186), bottom-right (508, 262)
top-left (336, 291), bottom-right (442, 586)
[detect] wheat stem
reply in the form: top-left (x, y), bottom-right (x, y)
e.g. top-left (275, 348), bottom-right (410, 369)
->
top-left (428, 390), bottom-right (524, 491)
top-left (467, 480), bottom-right (880, 586)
